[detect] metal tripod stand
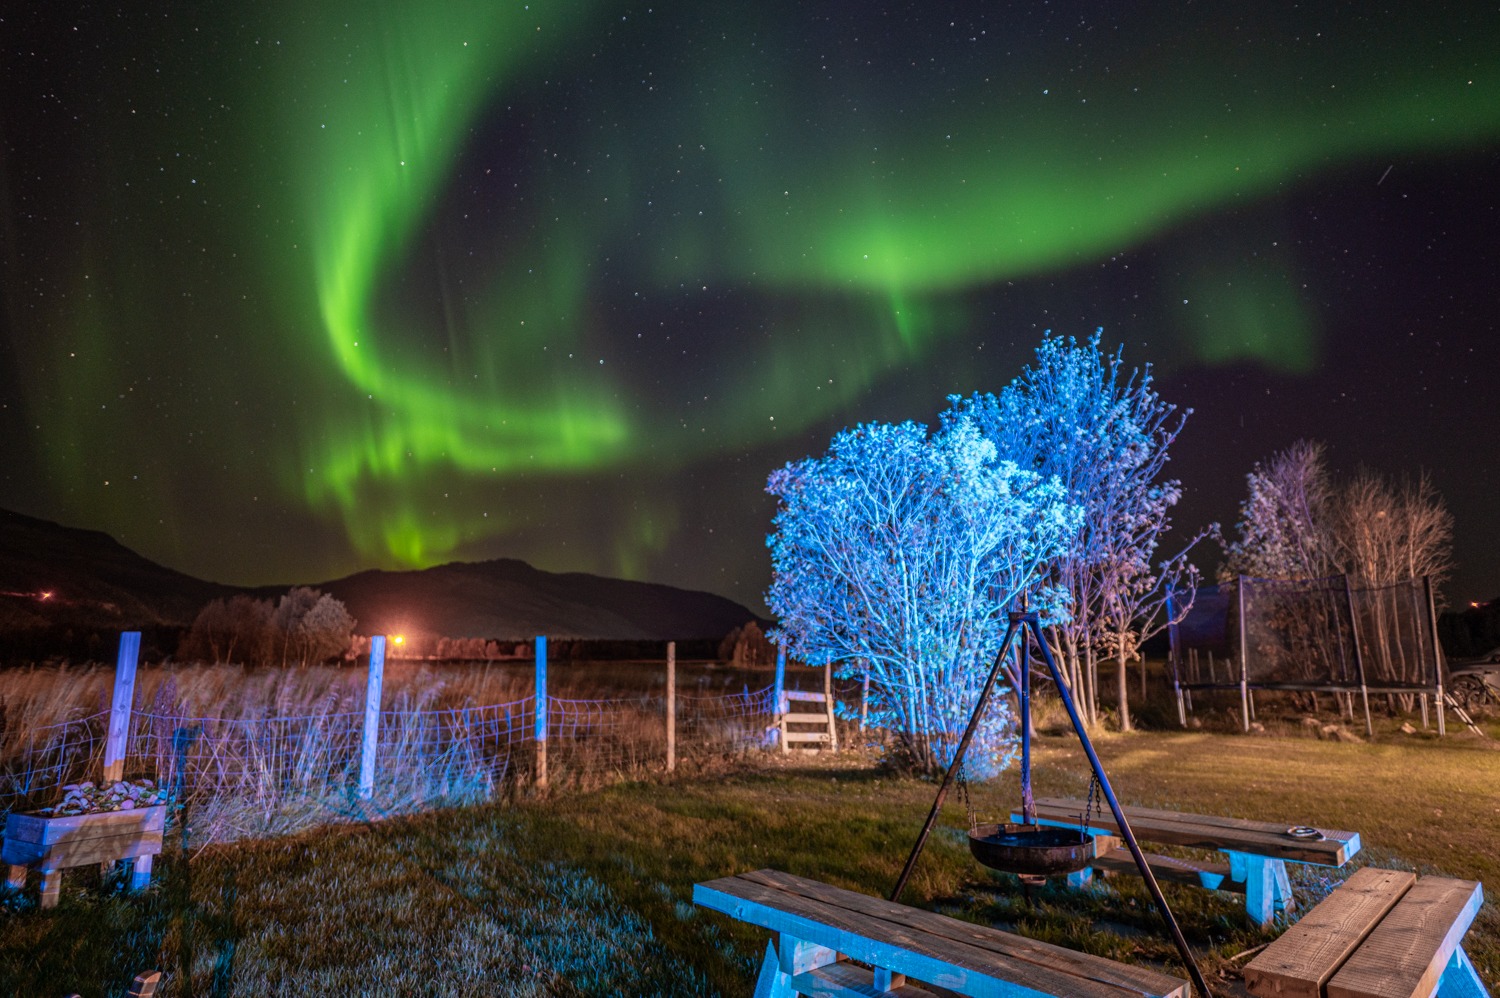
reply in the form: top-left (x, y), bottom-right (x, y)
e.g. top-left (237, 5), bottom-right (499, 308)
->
top-left (890, 605), bottom-right (1210, 998)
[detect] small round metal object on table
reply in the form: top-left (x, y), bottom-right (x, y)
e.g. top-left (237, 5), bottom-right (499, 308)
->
top-left (1285, 825), bottom-right (1324, 841)
top-left (968, 822), bottom-right (1095, 877)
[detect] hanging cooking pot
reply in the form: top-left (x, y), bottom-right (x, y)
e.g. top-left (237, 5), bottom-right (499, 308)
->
top-left (968, 822), bottom-right (1095, 876)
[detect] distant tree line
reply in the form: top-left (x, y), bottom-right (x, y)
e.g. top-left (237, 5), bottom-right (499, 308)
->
top-left (179, 587), bottom-right (355, 667)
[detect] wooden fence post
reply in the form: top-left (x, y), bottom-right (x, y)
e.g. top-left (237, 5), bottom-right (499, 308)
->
top-left (359, 635), bottom-right (386, 800)
top-left (824, 660), bottom-right (838, 752)
top-left (535, 636), bottom-right (548, 789)
top-left (666, 641), bottom-right (676, 773)
top-left (102, 631), bottom-right (141, 783)
top-left (773, 646), bottom-right (787, 750)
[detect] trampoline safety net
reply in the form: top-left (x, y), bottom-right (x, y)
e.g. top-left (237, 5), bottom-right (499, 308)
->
top-left (1171, 575), bottom-right (1441, 693)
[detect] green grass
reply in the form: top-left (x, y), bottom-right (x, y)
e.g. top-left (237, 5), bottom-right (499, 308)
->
top-left (2, 729), bottom-right (1497, 995)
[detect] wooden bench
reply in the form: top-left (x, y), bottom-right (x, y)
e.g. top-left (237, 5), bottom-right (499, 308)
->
top-left (694, 868), bottom-right (1191, 998)
top-left (1015, 796), bottom-right (1360, 927)
top-left (1244, 867), bottom-right (1488, 998)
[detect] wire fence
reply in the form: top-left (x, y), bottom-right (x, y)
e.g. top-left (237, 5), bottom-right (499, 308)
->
top-left (0, 684), bottom-right (792, 839)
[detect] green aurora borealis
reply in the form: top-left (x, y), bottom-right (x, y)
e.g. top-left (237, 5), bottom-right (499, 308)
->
top-left (4, 1), bottom-right (1498, 608)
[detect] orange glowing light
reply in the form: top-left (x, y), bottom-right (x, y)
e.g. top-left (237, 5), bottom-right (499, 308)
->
top-left (393, 635), bottom-right (405, 646)
top-left (39, 591), bottom-right (53, 601)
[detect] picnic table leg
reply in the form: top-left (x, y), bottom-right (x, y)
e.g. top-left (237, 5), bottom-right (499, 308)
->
top-left (1436, 947), bottom-right (1490, 998)
top-left (40, 868), bottom-right (62, 908)
top-left (1227, 852), bottom-right (1292, 928)
top-left (753, 941), bottom-right (798, 998)
top-left (1062, 828), bottom-right (1122, 882)
top-left (778, 934), bottom-right (839, 976)
top-left (6, 865), bottom-right (25, 890)
top-left (129, 854), bottom-right (153, 891)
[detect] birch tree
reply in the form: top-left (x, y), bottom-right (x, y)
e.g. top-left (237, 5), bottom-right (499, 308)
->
top-left (953, 331), bottom-right (1195, 729)
top-left (1222, 440), bottom-right (1336, 582)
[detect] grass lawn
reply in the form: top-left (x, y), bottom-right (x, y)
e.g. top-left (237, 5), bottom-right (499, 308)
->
top-left (2, 727), bottom-right (1496, 996)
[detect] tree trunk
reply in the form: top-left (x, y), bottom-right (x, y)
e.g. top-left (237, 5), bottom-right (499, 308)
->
top-left (1083, 645), bottom-right (1099, 727)
top-left (1117, 649), bottom-right (1132, 732)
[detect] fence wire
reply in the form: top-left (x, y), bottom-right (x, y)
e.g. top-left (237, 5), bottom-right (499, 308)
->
top-left (0, 710), bottom-right (107, 805)
top-left (0, 686), bottom-right (786, 823)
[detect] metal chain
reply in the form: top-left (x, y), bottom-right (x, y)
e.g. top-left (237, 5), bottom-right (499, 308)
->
top-left (1081, 770), bottom-right (1102, 839)
top-left (956, 758), bottom-right (978, 833)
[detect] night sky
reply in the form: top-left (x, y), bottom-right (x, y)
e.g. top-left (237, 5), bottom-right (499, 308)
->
top-left (3, 2), bottom-right (1497, 614)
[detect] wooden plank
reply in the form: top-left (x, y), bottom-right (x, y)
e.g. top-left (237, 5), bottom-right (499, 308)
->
top-left (785, 712), bottom-right (837, 722)
top-left (1028, 798), bottom-right (1357, 865)
top-left (1090, 852), bottom-right (1244, 894)
top-left (3, 807), bottom-right (164, 846)
top-left (42, 830), bottom-right (164, 869)
top-left (785, 731), bottom-right (834, 743)
top-left (1326, 877), bottom-right (1483, 998)
top-left (780, 934), bottom-right (841, 975)
top-left (792, 960), bottom-right (955, 997)
top-left (697, 870), bottom-right (1189, 998)
top-left (742, 870), bottom-right (1187, 994)
top-left (745, 870), bottom-right (1190, 997)
top-left (1032, 798), bottom-right (1360, 861)
top-left (3, 808), bottom-right (166, 865)
top-left (1243, 867), bottom-right (1416, 998)
top-left (785, 691), bottom-right (830, 702)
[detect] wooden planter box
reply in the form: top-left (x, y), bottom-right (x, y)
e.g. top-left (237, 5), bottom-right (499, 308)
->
top-left (3, 805), bottom-right (165, 908)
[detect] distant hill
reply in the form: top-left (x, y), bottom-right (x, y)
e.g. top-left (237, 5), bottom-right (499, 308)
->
top-left (0, 509), bottom-right (236, 631)
top-left (0, 509), bottom-right (759, 641)
top-left (294, 560), bottom-right (758, 641)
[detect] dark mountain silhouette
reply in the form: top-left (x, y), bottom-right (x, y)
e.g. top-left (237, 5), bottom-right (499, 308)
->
top-left (0, 508), bottom-right (759, 641)
top-left (291, 560), bottom-right (758, 641)
top-left (0, 509), bottom-right (236, 631)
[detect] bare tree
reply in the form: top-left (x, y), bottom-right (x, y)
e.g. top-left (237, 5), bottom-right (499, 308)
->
top-left (1332, 470), bottom-right (1453, 589)
top-left (1222, 440), bottom-right (1336, 582)
top-left (1096, 538), bottom-right (1208, 731)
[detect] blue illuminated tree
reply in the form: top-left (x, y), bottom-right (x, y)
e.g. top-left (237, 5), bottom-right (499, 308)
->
top-left (951, 330), bottom-right (1200, 730)
top-left (766, 412), bottom-right (1078, 777)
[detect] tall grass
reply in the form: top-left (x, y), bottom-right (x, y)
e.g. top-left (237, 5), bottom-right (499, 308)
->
top-left (0, 658), bottom-right (835, 844)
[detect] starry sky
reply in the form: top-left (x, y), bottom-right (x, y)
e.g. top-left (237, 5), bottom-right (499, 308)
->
top-left (2, 1), bottom-right (1497, 614)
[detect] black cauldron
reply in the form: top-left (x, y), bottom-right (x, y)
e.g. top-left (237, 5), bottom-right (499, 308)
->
top-left (968, 822), bottom-right (1094, 876)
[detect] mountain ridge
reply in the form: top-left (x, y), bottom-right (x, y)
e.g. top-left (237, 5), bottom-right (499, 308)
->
top-left (0, 508), bottom-right (759, 641)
